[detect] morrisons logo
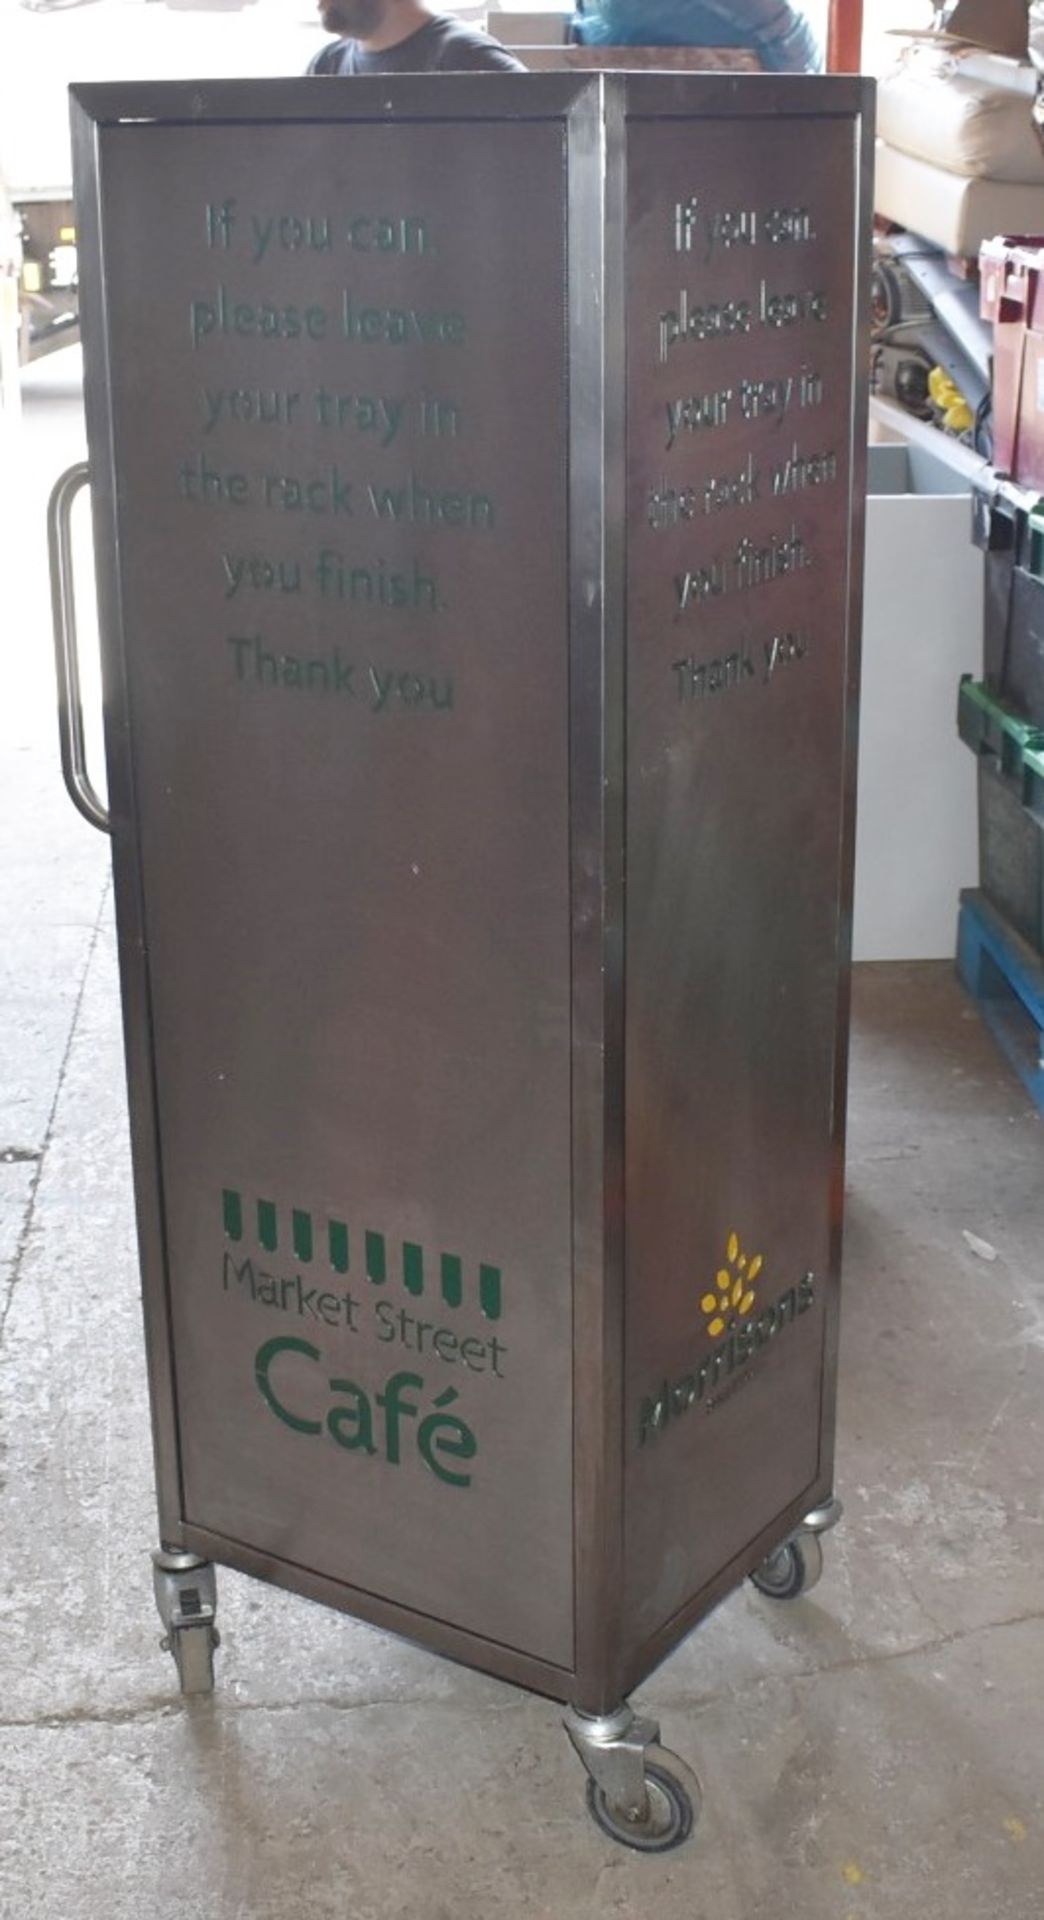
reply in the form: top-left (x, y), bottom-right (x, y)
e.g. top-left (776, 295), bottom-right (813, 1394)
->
top-left (639, 1232), bottom-right (815, 1447)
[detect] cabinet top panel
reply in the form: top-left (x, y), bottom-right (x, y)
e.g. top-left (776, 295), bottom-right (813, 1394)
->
top-left (70, 71), bottom-right (873, 130)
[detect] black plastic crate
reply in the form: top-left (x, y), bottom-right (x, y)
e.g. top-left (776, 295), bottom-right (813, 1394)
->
top-left (978, 760), bottom-right (1044, 954)
top-left (972, 484), bottom-right (1044, 724)
top-left (973, 483), bottom-right (1020, 691)
top-left (997, 568), bottom-right (1044, 729)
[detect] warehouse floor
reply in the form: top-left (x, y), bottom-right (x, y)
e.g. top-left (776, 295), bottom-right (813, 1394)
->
top-left (2, 362), bottom-right (1043, 1920)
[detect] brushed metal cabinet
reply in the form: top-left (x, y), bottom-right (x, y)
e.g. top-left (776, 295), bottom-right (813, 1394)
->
top-left (68, 73), bottom-right (872, 1727)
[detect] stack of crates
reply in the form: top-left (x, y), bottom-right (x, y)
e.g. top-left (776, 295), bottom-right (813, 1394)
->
top-left (964, 486), bottom-right (1044, 944)
top-left (972, 234), bottom-right (1044, 952)
top-left (959, 479), bottom-right (1044, 1105)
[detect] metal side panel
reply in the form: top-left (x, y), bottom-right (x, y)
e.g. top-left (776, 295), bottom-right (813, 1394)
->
top-left (620, 93), bottom-right (872, 1656)
top-left (81, 101), bottom-right (577, 1670)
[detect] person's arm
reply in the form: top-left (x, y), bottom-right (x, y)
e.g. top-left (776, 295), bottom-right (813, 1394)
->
top-left (433, 29), bottom-right (527, 73)
top-left (740, 0), bottom-right (822, 71)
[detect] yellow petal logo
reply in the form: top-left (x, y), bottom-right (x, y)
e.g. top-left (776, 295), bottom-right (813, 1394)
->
top-left (700, 1230), bottom-right (763, 1338)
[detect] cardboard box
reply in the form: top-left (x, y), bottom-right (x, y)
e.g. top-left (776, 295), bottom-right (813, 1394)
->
top-left (489, 8), bottom-right (570, 45)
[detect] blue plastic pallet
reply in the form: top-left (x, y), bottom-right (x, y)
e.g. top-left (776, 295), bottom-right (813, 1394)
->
top-left (957, 890), bottom-right (1044, 1115)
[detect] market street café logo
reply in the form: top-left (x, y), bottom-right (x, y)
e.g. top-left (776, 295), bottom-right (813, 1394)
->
top-left (223, 1186), bottom-right (505, 1493)
top-left (639, 1231), bottom-right (815, 1446)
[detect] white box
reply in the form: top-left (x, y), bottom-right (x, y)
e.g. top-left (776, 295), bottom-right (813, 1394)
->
top-left (490, 9), bottom-right (570, 46)
top-left (853, 421), bottom-right (983, 961)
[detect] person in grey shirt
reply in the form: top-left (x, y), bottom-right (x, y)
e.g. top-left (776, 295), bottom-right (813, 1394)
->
top-left (308, 1), bottom-right (525, 73)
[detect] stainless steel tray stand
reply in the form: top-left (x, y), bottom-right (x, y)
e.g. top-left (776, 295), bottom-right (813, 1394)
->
top-left (54, 70), bottom-right (872, 1849)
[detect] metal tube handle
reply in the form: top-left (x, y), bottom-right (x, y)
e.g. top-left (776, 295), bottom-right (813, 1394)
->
top-left (47, 461), bottom-right (110, 834)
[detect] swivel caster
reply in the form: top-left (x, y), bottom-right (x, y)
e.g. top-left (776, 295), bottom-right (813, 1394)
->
top-left (749, 1530), bottom-right (823, 1599)
top-left (152, 1549), bottom-right (220, 1695)
top-left (565, 1704), bottom-right (701, 1853)
top-left (749, 1495), bottom-right (841, 1602)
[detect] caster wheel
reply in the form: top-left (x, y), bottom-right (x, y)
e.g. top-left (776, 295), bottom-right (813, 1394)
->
top-left (585, 1748), bottom-right (699, 1854)
top-left (749, 1530), bottom-right (823, 1601)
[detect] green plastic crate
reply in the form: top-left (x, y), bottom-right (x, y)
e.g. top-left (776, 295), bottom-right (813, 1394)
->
top-left (958, 679), bottom-right (1044, 949)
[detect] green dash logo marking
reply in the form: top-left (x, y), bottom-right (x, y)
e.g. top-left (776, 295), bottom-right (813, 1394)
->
top-left (222, 1187), bottom-right (503, 1321)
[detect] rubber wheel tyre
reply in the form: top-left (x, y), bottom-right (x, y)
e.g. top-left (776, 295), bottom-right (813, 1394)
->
top-left (749, 1531), bottom-right (824, 1601)
top-left (870, 259), bottom-right (904, 334)
top-left (586, 1750), bottom-right (698, 1853)
top-left (172, 1622), bottom-right (218, 1695)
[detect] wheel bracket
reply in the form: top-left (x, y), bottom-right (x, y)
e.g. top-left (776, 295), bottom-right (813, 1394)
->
top-left (564, 1704), bottom-right (659, 1824)
top-left (801, 1494), bottom-right (843, 1536)
top-left (152, 1549), bottom-right (219, 1694)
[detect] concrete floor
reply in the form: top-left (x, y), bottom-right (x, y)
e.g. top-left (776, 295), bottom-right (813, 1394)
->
top-left (2, 363), bottom-right (1043, 1919)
